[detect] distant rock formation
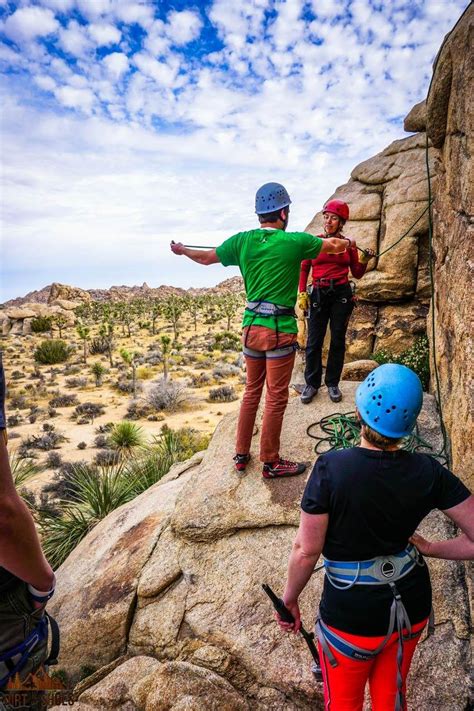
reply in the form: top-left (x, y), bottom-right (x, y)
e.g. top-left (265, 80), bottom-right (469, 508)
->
top-left (49, 391), bottom-right (470, 710)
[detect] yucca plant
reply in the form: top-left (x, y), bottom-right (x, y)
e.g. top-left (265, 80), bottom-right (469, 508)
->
top-left (38, 462), bottom-right (140, 569)
top-left (91, 362), bottom-right (107, 387)
top-left (108, 421), bottom-right (146, 455)
top-left (11, 453), bottom-right (43, 489)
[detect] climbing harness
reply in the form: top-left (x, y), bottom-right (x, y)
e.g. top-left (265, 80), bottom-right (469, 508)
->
top-left (306, 412), bottom-right (447, 464)
top-left (244, 300), bottom-right (296, 351)
top-left (0, 613), bottom-right (60, 689)
top-left (315, 544), bottom-right (433, 711)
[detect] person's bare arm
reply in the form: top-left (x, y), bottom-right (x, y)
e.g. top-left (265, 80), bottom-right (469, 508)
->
top-left (409, 495), bottom-right (474, 560)
top-left (170, 242), bottom-right (220, 265)
top-left (0, 437), bottom-right (55, 590)
top-left (320, 236), bottom-right (355, 254)
top-left (278, 511), bottom-right (328, 632)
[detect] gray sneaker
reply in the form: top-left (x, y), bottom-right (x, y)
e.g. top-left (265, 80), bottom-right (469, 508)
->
top-left (328, 386), bottom-right (342, 403)
top-left (301, 384), bottom-right (318, 404)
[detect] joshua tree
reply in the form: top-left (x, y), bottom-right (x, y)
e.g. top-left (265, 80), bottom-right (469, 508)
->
top-left (160, 335), bottom-right (171, 382)
top-left (149, 298), bottom-right (162, 335)
top-left (53, 313), bottom-right (69, 339)
top-left (99, 321), bottom-right (115, 367)
top-left (76, 323), bottom-right (90, 364)
top-left (218, 293), bottom-right (244, 330)
top-left (91, 362), bottom-right (107, 387)
top-left (120, 348), bottom-right (139, 398)
top-left (161, 295), bottom-right (184, 342)
top-left (186, 294), bottom-right (205, 332)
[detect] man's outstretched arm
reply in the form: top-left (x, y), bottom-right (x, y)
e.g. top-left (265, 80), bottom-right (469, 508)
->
top-left (0, 437), bottom-right (55, 591)
top-left (170, 242), bottom-right (220, 265)
top-left (321, 236), bottom-right (356, 254)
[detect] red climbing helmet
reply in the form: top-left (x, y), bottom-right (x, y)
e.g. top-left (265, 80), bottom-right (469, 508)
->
top-left (323, 199), bottom-right (349, 222)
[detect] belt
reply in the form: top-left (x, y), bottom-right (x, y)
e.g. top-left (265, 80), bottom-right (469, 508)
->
top-left (312, 278), bottom-right (349, 288)
top-left (245, 301), bottom-right (295, 317)
top-left (323, 544), bottom-right (422, 589)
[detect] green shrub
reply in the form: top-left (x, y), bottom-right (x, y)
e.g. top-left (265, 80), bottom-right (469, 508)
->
top-left (371, 335), bottom-right (430, 390)
top-left (208, 385), bottom-right (238, 402)
top-left (108, 421), bottom-right (146, 454)
top-left (212, 331), bottom-right (241, 351)
top-left (31, 316), bottom-right (52, 333)
top-left (34, 339), bottom-right (71, 365)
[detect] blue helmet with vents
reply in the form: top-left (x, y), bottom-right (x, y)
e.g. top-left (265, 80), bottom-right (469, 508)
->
top-left (355, 364), bottom-right (423, 438)
top-left (255, 182), bottom-right (291, 215)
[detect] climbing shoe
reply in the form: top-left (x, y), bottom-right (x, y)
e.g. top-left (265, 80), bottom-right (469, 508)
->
top-left (262, 458), bottom-right (307, 479)
top-left (300, 384), bottom-right (318, 404)
top-left (328, 386), bottom-right (342, 403)
top-left (233, 453), bottom-right (251, 472)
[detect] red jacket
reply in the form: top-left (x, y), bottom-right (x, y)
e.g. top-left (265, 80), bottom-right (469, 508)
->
top-left (298, 235), bottom-right (367, 292)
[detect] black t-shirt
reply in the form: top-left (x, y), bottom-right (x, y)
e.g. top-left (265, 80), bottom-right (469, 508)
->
top-left (301, 447), bottom-right (471, 635)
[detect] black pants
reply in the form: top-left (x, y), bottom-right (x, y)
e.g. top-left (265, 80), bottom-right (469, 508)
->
top-left (304, 283), bottom-right (354, 388)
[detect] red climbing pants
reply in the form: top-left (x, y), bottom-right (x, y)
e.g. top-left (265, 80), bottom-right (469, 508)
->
top-left (236, 326), bottom-right (296, 462)
top-left (317, 619), bottom-right (428, 711)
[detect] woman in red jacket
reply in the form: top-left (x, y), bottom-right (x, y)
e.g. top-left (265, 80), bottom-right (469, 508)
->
top-left (298, 199), bottom-right (374, 404)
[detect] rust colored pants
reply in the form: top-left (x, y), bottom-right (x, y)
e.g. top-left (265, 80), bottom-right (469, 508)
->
top-left (236, 326), bottom-right (297, 462)
top-left (318, 618), bottom-right (427, 711)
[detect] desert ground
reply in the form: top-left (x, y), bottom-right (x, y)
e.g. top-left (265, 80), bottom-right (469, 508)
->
top-left (3, 308), bottom-right (250, 498)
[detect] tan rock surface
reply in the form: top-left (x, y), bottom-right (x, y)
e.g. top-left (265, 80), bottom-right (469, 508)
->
top-left (48, 282), bottom-right (92, 305)
top-left (426, 2), bottom-right (474, 489)
top-left (374, 302), bottom-right (429, 354)
top-left (341, 359), bottom-right (378, 381)
top-left (404, 99), bottom-right (427, 133)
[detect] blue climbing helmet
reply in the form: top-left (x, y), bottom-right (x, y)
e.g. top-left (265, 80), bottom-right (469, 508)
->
top-left (355, 364), bottom-right (423, 438)
top-left (255, 182), bottom-right (291, 214)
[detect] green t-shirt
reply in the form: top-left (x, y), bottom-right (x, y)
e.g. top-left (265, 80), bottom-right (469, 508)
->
top-left (216, 228), bottom-right (323, 333)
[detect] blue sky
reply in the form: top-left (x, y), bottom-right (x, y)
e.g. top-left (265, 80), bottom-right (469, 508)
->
top-left (0, 0), bottom-right (469, 301)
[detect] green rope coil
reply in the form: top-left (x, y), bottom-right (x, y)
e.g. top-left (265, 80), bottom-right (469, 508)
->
top-left (307, 412), bottom-right (447, 465)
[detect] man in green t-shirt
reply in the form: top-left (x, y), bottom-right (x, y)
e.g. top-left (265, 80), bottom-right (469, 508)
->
top-left (170, 183), bottom-right (353, 479)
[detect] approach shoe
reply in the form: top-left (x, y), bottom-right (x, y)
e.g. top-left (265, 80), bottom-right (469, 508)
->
top-left (262, 458), bottom-right (307, 479)
top-left (300, 384), bottom-right (318, 404)
top-left (327, 385), bottom-right (342, 403)
top-left (233, 453), bottom-right (251, 472)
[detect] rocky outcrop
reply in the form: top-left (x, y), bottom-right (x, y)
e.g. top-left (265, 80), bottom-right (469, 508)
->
top-left (48, 282), bottom-right (92, 305)
top-left (424, 3), bottom-right (473, 490)
top-left (305, 133), bottom-right (437, 360)
top-left (49, 390), bottom-right (471, 710)
top-left (0, 302), bottom-right (75, 337)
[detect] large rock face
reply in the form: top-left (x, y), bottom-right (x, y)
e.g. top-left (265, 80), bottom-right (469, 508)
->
top-left (304, 132), bottom-right (437, 361)
top-left (50, 390), bottom-right (471, 710)
top-left (425, 4), bottom-right (473, 489)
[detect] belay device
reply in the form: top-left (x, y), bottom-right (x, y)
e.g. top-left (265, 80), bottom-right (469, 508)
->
top-left (262, 584), bottom-right (322, 682)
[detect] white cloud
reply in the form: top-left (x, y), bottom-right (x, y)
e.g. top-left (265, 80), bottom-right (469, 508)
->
top-left (59, 20), bottom-right (92, 57)
top-left (115, 2), bottom-right (154, 29)
top-left (33, 74), bottom-right (57, 91)
top-left (76, 0), bottom-right (112, 20)
top-left (166, 10), bottom-right (202, 45)
top-left (3, 6), bottom-right (59, 43)
top-left (133, 52), bottom-right (177, 87)
top-left (40, 0), bottom-right (75, 11)
top-left (88, 22), bottom-right (121, 46)
top-left (54, 85), bottom-right (95, 112)
top-left (103, 51), bottom-right (129, 79)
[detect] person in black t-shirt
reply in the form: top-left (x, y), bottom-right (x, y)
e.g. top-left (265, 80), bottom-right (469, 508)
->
top-left (0, 352), bottom-right (57, 689)
top-left (276, 364), bottom-right (473, 711)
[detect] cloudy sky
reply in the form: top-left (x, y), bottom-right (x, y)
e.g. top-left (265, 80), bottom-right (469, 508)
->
top-left (0, 0), bottom-right (468, 301)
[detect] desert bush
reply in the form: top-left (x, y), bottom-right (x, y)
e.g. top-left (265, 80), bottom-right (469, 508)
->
top-left (125, 401), bottom-right (154, 420)
top-left (63, 365), bottom-right (81, 375)
top-left (11, 370), bottom-right (25, 380)
top-left (91, 362), bottom-right (107, 386)
top-left (136, 365), bottom-right (153, 380)
top-left (89, 337), bottom-right (110, 355)
top-left (7, 414), bottom-right (22, 427)
top-left (94, 449), bottom-right (121, 466)
top-left (208, 385), bottom-right (238, 403)
top-left (21, 429), bottom-right (67, 452)
top-left (212, 331), bottom-right (241, 352)
top-left (45, 451), bottom-right (63, 469)
top-left (147, 379), bottom-right (186, 412)
top-left (72, 402), bottom-right (105, 423)
top-left (31, 316), bottom-right (52, 333)
top-left (42, 423), bottom-right (55, 432)
top-left (108, 421), bottom-right (146, 454)
top-left (114, 378), bottom-right (143, 395)
top-left (212, 363), bottom-right (241, 379)
top-left (34, 339), bottom-right (71, 365)
top-left (190, 372), bottom-right (213, 388)
top-left (94, 434), bottom-right (108, 448)
top-left (77, 442), bottom-right (87, 450)
top-left (8, 393), bottom-right (30, 410)
top-left (372, 335), bottom-right (430, 390)
top-left (145, 351), bottom-right (162, 366)
top-left (49, 392), bottom-right (80, 408)
top-left (65, 376), bottom-right (88, 388)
